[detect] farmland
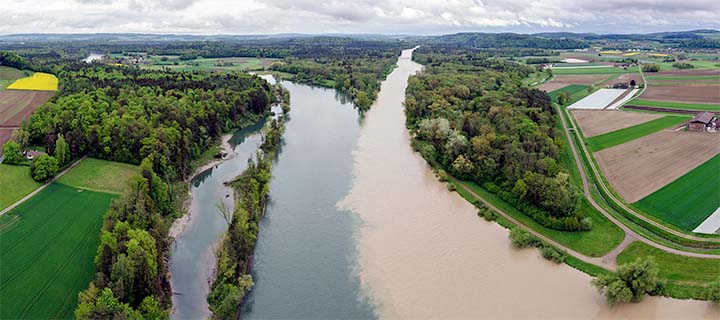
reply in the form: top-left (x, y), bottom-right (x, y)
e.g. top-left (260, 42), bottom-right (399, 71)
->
top-left (0, 66), bottom-right (29, 90)
top-left (629, 99), bottom-right (720, 111)
top-left (110, 54), bottom-right (280, 72)
top-left (0, 90), bottom-right (55, 126)
top-left (551, 67), bottom-right (633, 75)
top-left (585, 116), bottom-right (688, 151)
top-left (0, 183), bottom-right (115, 319)
top-left (0, 164), bottom-right (41, 210)
top-left (638, 85), bottom-right (719, 104)
top-left (634, 155), bottom-right (720, 231)
top-left (57, 157), bottom-right (140, 194)
top-left (6, 72), bottom-right (58, 91)
top-left (594, 130), bottom-right (720, 203)
top-left (571, 110), bottom-right (661, 137)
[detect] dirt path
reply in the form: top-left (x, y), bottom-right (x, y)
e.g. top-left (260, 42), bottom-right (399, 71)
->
top-left (0, 156), bottom-right (87, 216)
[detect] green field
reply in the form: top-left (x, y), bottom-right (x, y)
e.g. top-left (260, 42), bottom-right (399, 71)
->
top-left (644, 75), bottom-right (719, 81)
top-left (0, 164), bottom-right (41, 210)
top-left (0, 66), bottom-right (30, 90)
top-left (141, 57), bottom-right (279, 72)
top-left (456, 180), bottom-right (624, 257)
top-left (549, 84), bottom-right (593, 107)
top-left (634, 155), bottom-right (720, 231)
top-left (0, 183), bottom-right (115, 319)
top-left (629, 99), bottom-right (720, 111)
top-left (523, 72), bottom-right (552, 86)
top-left (551, 67), bottom-right (632, 75)
top-left (57, 157), bottom-right (140, 194)
top-left (617, 241), bottom-right (720, 283)
top-left (585, 116), bottom-right (689, 151)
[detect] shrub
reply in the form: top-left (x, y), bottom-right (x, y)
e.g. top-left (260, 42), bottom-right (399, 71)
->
top-left (592, 257), bottom-right (664, 305)
top-left (703, 276), bottom-right (720, 302)
top-left (641, 64), bottom-right (660, 72)
top-left (541, 246), bottom-right (567, 263)
top-left (31, 154), bottom-right (59, 181)
top-left (2, 140), bottom-right (24, 164)
top-left (509, 228), bottom-right (541, 248)
top-left (672, 62), bottom-right (695, 69)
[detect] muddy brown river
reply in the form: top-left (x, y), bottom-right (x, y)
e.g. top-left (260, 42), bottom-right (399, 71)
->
top-left (339, 48), bottom-right (719, 319)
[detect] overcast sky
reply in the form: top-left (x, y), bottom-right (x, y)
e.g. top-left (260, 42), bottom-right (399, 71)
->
top-left (1, 0), bottom-right (719, 35)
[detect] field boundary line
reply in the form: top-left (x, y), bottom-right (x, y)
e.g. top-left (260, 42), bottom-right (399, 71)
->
top-left (0, 156), bottom-right (86, 216)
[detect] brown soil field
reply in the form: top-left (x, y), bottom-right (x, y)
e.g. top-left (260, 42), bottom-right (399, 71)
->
top-left (640, 85), bottom-right (720, 104)
top-left (624, 105), bottom-right (718, 115)
top-left (0, 129), bottom-right (12, 155)
top-left (537, 74), bottom-right (612, 92)
top-left (595, 130), bottom-right (720, 202)
top-left (0, 90), bottom-right (53, 127)
top-left (572, 110), bottom-right (661, 137)
top-left (654, 70), bottom-right (720, 77)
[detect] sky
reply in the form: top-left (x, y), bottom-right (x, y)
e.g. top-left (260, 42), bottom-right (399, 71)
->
top-left (1, 0), bottom-right (719, 35)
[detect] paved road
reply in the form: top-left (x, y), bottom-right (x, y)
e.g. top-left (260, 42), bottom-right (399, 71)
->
top-left (0, 156), bottom-right (86, 216)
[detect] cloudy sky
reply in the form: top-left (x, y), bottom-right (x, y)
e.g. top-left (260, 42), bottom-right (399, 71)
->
top-left (1, 0), bottom-right (719, 35)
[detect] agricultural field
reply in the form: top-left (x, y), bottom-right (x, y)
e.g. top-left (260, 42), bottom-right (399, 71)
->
top-left (0, 164), bottom-right (41, 210)
top-left (0, 66), bottom-right (30, 90)
top-left (131, 55), bottom-right (279, 72)
top-left (628, 99), bottom-right (720, 111)
top-left (567, 88), bottom-right (627, 110)
top-left (6, 72), bottom-right (58, 91)
top-left (639, 85), bottom-right (719, 105)
top-left (57, 157), bottom-right (140, 194)
top-left (0, 183), bottom-right (115, 319)
top-left (585, 116), bottom-right (688, 151)
top-left (547, 84), bottom-right (588, 102)
top-left (634, 155), bottom-right (720, 232)
top-left (572, 110), bottom-right (661, 137)
top-left (551, 66), bottom-right (633, 75)
top-left (594, 130), bottom-right (720, 203)
top-left (0, 90), bottom-right (55, 126)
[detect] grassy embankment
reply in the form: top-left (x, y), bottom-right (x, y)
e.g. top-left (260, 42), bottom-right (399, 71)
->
top-left (0, 158), bottom-right (138, 319)
top-left (628, 99), bottom-right (720, 111)
top-left (634, 154), bottom-right (720, 232)
top-left (0, 164), bottom-right (41, 210)
top-left (585, 116), bottom-right (689, 152)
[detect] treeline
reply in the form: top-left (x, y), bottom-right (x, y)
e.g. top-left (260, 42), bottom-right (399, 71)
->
top-left (271, 54), bottom-right (398, 111)
top-left (424, 33), bottom-right (588, 49)
top-left (406, 48), bottom-right (588, 231)
top-left (22, 66), bottom-right (273, 179)
top-left (208, 110), bottom-right (288, 319)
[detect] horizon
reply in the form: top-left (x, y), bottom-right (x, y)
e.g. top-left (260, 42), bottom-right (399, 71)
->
top-left (2, 0), bottom-right (719, 36)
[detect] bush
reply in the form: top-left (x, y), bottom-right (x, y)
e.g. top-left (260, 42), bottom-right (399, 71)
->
top-left (672, 62), bottom-right (694, 69)
top-left (541, 246), bottom-right (567, 263)
top-left (2, 140), bottom-right (23, 164)
top-left (478, 207), bottom-right (498, 221)
top-left (31, 154), bottom-right (59, 181)
top-left (642, 64), bottom-right (660, 72)
top-left (592, 257), bottom-right (664, 305)
top-left (509, 228), bottom-right (541, 248)
top-left (703, 276), bottom-right (720, 302)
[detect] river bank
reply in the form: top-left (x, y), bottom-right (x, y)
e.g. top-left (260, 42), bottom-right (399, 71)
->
top-left (340, 48), bottom-right (718, 318)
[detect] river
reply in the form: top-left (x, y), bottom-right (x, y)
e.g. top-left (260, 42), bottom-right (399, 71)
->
top-left (339, 48), bottom-right (719, 319)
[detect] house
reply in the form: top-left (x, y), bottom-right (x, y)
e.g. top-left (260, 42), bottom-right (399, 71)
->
top-left (25, 150), bottom-right (45, 160)
top-left (688, 112), bottom-right (716, 132)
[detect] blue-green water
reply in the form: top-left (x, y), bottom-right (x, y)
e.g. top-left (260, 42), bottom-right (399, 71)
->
top-left (242, 80), bottom-right (375, 319)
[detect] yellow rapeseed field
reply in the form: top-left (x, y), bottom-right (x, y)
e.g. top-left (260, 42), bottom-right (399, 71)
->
top-left (599, 50), bottom-right (622, 54)
top-left (649, 53), bottom-right (669, 57)
top-left (623, 52), bottom-right (640, 56)
top-left (7, 72), bottom-right (58, 91)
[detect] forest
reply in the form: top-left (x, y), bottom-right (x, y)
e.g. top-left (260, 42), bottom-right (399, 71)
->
top-left (405, 47), bottom-right (588, 231)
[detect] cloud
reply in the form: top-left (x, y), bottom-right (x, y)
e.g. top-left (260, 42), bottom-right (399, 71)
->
top-left (1, 0), bottom-right (718, 35)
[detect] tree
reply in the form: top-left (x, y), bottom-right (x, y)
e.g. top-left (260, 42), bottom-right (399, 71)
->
top-left (55, 133), bottom-right (70, 166)
top-left (2, 140), bottom-right (23, 164)
top-left (642, 64), bottom-right (660, 72)
top-left (592, 257), bottom-right (663, 305)
top-left (703, 276), bottom-right (720, 303)
top-left (31, 154), bottom-right (59, 181)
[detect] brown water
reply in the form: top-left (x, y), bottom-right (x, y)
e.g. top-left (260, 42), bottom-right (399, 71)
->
top-left (339, 48), bottom-right (719, 319)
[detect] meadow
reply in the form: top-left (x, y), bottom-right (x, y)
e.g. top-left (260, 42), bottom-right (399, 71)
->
top-left (0, 164), bottom-right (41, 210)
top-left (617, 241), bottom-right (720, 283)
top-left (6, 72), bottom-right (58, 91)
top-left (57, 157), bottom-right (140, 194)
top-left (628, 99), bottom-right (720, 111)
top-left (586, 116), bottom-right (688, 151)
top-left (634, 155), bottom-right (720, 231)
top-left (551, 67), bottom-right (632, 75)
top-left (0, 183), bottom-right (115, 319)
top-left (141, 56), bottom-right (279, 72)
top-left (0, 66), bottom-right (29, 90)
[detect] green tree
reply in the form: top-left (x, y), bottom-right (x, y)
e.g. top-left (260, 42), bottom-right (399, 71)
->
top-left (703, 276), bottom-right (720, 303)
top-left (31, 154), bottom-right (59, 181)
top-left (2, 140), bottom-right (23, 164)
top-left (55, 133), bottom-right (70, 166)
top-left (592, 257), bottom-right (663, 305)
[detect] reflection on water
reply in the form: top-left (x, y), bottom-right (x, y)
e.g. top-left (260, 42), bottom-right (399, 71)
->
top-left (340, 48), bottom-right (719, 319)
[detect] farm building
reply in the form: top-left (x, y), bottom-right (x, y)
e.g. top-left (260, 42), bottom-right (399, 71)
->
top-left (688, 112), bottom-right (716, 132)
top-left (25, 150), bottom-right (45, 160)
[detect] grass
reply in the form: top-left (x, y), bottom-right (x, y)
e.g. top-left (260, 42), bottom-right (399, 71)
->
top-left (617, 241), bottom-right (720, 283)
top-left (551, 67), bottom-right (631, 75)
top-left (548, 84), bottom-right (588, 102)
top-left (0, 183), bottom-right (115, 319)
top-left (645, 75), bottom-right (720, 80)
top-left (523, 72), bottom-right (552, 86)
top-left (0, 66), bottom-right (30, 90)
top-left (141, 57), bottom-right (279, 72)
top-left (628, 99), bottom-right (720, 111)
top-left (0, 164), bottom-right (41, 211)
top-left (585, 116), bottom-right (689, 151)
top-left (634, 155), bottom-right (720, 232)
top-left (56, 157), bottom-right (140, 194)
top-left (455, 180), bottom-right (624, 257)
top-left (6, 73), bottom-right (58, 91)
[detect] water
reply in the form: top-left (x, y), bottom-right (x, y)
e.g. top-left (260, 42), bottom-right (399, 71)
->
top-left (241, 80), bottom-right (375, 319)
top-left (169, 121), bottom-right (266, 320)
top-left (339, 48), bottom-right (719, 319)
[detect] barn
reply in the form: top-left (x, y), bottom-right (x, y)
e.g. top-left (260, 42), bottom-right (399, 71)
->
top-left (688, 111), bottom-right (715, 132)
